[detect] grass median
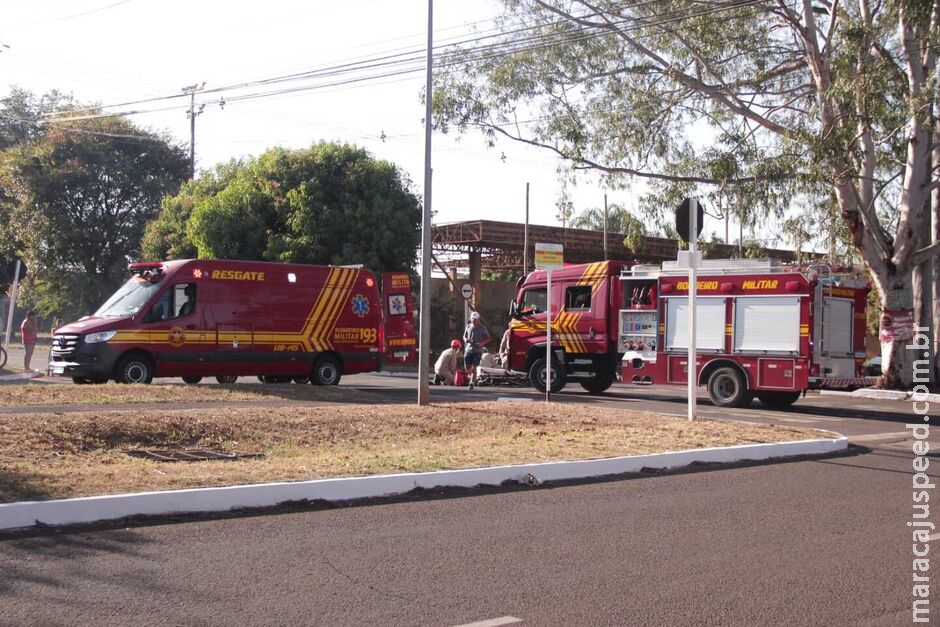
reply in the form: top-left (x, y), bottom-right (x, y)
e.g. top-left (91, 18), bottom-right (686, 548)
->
top-left (0, 399), bottom-right (822, 503)
top-left (0, 382), bottom-right (371, 406)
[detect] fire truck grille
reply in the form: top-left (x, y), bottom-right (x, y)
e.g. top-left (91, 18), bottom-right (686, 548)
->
top-left (51, 334), bottom-right (81, 360)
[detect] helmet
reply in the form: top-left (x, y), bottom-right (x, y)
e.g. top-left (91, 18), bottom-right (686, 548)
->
top-left (470, 311), bottom-right (480, 320)
top-left (450, 339), bottom-right (462, 349)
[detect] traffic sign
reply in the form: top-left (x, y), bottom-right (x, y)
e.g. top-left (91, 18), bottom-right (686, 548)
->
top-left (461, 284), bottom-right (473, 300)
top-left (676, 198), bottom-right (704, 243)
top-left (534, 242), bottom-right (564, 270)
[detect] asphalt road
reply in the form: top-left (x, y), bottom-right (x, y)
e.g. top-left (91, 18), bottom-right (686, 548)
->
top-left (0, 373), bottom-right (937, 625)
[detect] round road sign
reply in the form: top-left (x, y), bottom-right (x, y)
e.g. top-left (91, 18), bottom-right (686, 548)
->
top-left (461, 284), bottom-right (473, 300)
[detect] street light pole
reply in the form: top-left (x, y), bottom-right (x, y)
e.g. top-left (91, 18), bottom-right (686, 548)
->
top-left (417, 0), bottom-right (434, 406)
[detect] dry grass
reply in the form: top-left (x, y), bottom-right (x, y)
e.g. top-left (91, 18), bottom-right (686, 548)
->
top-left (0, 401), bottom-right (820, 502)
top-left (0, 382), bottom-right (370, 406)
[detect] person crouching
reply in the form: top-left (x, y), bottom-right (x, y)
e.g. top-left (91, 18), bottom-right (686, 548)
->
top-left (433, 339), bottom-right (463, 385)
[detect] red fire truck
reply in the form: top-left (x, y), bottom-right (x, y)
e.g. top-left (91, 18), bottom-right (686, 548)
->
top-left (507, 258), bottom-right (872, 406)
top-left (618, 258), bottom-right (872, 407)
top-left (49, 259), bottom-right (416, 385)
top-left (507, 261), bottom-right (628, 394)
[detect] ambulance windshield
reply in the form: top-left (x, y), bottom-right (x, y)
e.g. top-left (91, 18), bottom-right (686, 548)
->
top-left (94, 276), bottom-right (163, 318)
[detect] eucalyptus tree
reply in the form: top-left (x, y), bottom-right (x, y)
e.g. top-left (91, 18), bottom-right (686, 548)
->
top-left (434, 0), bottom-right (940, 386)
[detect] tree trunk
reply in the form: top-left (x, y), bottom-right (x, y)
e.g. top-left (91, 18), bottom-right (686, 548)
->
top-left (877, 267), bottom-right (917, 389)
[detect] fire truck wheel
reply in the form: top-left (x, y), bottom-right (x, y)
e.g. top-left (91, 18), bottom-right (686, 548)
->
top-left (529, 357), bottom-right (566, 394)
top-left (115, 354), bottom-right (154, 384)
top-left (215, 375), bottom-right (238, 384)
top-left (181, 376), bottom-right (203, 385)
top-left (706, 367), bottom-right (752, 408)
top-left (580, 376), bottom-right (614, 394)
top-left (757, 391), bottom-right (801, 407)
top-left (312, 355), bottom-right (342, 386)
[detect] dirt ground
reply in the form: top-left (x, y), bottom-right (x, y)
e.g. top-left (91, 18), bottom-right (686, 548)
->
top-left (0, 398), bottom-right (820, 503)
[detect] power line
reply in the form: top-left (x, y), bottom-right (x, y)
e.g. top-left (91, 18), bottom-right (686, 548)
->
top-left (41, 0), bottom-right (767, 126)
top-left (38, 0), bottom-right (691, 119)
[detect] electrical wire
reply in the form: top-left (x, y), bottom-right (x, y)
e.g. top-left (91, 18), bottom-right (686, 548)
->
top-left (40, 0), bottom-right (769, 131)
top-left (41, 0), bottom-right (728, 119)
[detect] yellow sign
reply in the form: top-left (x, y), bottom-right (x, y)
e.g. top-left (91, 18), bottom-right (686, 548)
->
top-left (211, 270), bottom-right (266, 281)
top-left (534, 243), bottom-right (564, 270)
top-left (676, 280), bottom-right (719, 291)
top-left (742, 279), bottom-right (779, 290)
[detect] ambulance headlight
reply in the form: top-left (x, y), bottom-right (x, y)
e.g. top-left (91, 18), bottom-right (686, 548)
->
top-left (84, 330), bottom-right (117, 344)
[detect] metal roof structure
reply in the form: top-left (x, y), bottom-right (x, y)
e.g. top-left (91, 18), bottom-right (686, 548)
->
top-left (431, 220), bottom-right (805, 274)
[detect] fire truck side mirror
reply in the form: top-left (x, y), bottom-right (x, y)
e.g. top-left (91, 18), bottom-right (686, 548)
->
top-left (508, 299), bottom-right (519, 319)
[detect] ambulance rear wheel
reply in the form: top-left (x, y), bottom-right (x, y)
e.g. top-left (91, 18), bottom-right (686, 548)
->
top-left (757, 391), bottom-right (801, 407)
top-left (707, 367), bottom-right (751, 408)
top-left (115, 354), bottom-right (154, 384)
top-left (530, 357), bottom-right (566, 394)
top-left (312, 355), bottom-right (342, 386)
top-left (182, 376), bottom-right (202, 385)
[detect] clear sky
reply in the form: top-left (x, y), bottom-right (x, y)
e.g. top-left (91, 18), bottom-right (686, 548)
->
top-left (0, 0), bottom-right (730, 237)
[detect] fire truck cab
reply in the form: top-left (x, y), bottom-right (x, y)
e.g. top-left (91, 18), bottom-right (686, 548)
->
top-left (619, 258), bottom-right (872, 407)
top-left (506, 261), bottom-right (628, 394)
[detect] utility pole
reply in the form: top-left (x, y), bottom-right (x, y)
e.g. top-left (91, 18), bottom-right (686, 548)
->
top-left (603, 193), bottom-right (609, 261)
top-left (523, 183), bottom-right (530, 275)
top-left (417, 0), bottom-right (434, 406)
top-left (182, 82), bottom-right (205, 179)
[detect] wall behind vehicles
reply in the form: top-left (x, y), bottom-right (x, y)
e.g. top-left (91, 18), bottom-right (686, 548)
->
top-left (428, 277), bottom-right (516, 365)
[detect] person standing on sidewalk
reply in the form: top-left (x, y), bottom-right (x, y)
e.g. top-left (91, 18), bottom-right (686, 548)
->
top-left (20, 310), bottom-right (38, 372)
top-left (462, 311), bottom-right (491, 390)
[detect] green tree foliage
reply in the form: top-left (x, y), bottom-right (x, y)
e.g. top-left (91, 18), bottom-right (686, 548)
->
top-left (0, 97), bottom-right (189, 319)
top-left (434, 0), bottom-right (940, 386)
top-left (569, 202), bottom-right (648, 253)
top-left (143, 142), bottom-right (422, 272)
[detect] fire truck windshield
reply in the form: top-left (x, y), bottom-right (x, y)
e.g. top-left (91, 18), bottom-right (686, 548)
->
top-left (93, 276), bottom-right (162, 318)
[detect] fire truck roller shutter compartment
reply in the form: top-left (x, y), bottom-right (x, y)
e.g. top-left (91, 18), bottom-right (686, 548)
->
top-left (733, 296), bottom-right (801, 353)
top-left (665, 298), bottom-right (726, 351)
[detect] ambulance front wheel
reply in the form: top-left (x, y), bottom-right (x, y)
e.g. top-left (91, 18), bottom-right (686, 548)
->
top-left (115, 353), bottom-right (154, 384)
top-left (312, 355), bottom-right (342, 385)
top-left (530, 357), bottom-right (566, 394)
top-left (706, 367), bottom-right (752, 408)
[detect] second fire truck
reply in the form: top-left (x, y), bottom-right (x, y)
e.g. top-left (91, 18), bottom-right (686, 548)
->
top-left (506, 257), bottom-right (872, 406)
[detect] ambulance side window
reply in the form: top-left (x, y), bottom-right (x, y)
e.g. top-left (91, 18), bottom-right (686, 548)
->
top-left (565, 286), bottom-right (592, 311)
top-left (520, 288), bottom-right (547, 314)
top-left (172, 283), bottom-right (197, 318)
top-left (147, 291), bottom-right (171, 323)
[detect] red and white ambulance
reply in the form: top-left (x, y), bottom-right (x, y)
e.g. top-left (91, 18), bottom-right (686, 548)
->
top-left (49, 259), bottom-right (415, 385)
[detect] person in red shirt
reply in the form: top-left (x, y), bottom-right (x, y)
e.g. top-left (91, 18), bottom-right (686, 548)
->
top-left (20, 310), bottom-right (38, 372)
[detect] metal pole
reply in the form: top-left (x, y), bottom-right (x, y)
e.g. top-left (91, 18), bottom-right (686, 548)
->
top-left (603, 193), bottom-right (608, 261)
top-left (523, 183), bottom-right (530, 276)
top-left (189, 91), bottom-right (196, 179)
top-left (4, 260), bottom-right (21, 349)
top-left (545, 269), bottom-right (552, 402)
top-left (687, 199), bottom-right (698, 422)
top-left (417, 0), bottom-right (434, 406)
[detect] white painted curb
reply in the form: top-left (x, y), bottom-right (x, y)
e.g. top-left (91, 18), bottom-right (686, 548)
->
top-left (820, 388), bottom-right (940, 403)
top-left (0, 436), bottom-right (847, 532)
top-left (0, 371), bottom-right (41, 383)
